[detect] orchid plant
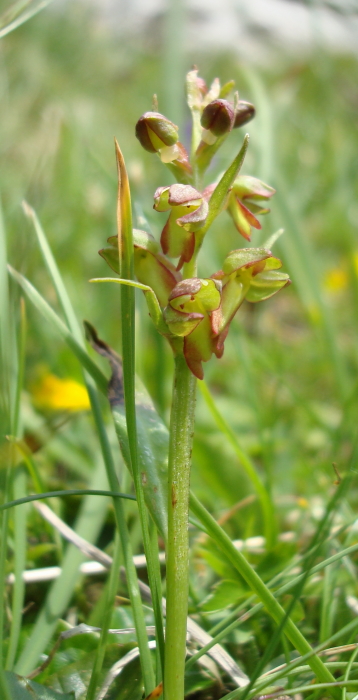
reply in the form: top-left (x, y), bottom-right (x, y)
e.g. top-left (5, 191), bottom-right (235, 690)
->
top-left (99, 68), bottom-right (290, 700)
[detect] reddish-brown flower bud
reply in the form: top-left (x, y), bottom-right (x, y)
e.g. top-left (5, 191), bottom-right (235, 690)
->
top-left (201, 99), bottom-right (235, 138)
top-left (233, 101), bottom-right (256, 128)
top-left (135, 111), bottom-right (179, 158)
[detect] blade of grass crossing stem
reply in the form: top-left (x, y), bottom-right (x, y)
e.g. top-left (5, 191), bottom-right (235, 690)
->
top-left (343, 646), bottom-right (358, 700)
top-left (186, 536), bottom-right (358, 681)
top-left (189, 492), bottom-right (340, 699)
top-left (187, 478), bottom-right (353, 673)
top-left (229, 480), bottom-right (346, 700)
top-left (86, 530), bottom-right (122, 700)
top-left (6, 300), bottom-right (27, 670)
top-left (115, 140), bottom-right (164, 686)
top-left (199, 380), bottom-right (275, 548)
top-left (0, 490), bottom-right (136, 513)
top-left (232, 617), bottom-right (358, 700)
top-left (23, 206), bottom-right (156, 693)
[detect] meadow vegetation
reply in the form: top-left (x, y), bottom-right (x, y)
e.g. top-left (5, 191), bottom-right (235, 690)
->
top-left (1, 3), bottom-right (358, 699)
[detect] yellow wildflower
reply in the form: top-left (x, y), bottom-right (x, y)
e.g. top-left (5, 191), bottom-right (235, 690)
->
top-left (33, 373), bottom-right (90, 411)
top-left (353, 251), bottom-right (358, 277)
top-left (323, 267), bottom-right (348, 293)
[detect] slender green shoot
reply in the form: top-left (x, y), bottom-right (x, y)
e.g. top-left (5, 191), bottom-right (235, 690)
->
top-left (199, 380), bottom-right (275, 547)
top-left (86, 530), bottom-right (122, 700)
top-left (115, 140), bottom-right (164, 690)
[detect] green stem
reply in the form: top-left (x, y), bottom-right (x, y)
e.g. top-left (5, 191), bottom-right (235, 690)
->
top-left (164, 353), bottom-right (197, 700)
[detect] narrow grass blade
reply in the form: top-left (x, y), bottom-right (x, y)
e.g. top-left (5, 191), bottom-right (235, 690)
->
top-left (0, 199), bottom-right (13, 673)
top-left (343, 646), bottom-right (358, 700)
top-left (199, 380), bottom-right (275, 548)
top-left (22, 203), bottom-right (81, 336)
top-left (0, 489), bottom-right (136, 512)
top-left (7, 265), bottom-right (108, 395)
top-left (5, 468), bottom-right (27, 670)
top-left (5, 299), bottom-right (27, 670)
top-left (0, 0), bottom-right (54, 38)
top-left (319, 562), bottom-right (338, 644)
top-left (0, 668), bottom-right (11, 700)
top-left (115, 140), bottom-right (164, 688)
top-left (86, 530), bottom-right (122, 700)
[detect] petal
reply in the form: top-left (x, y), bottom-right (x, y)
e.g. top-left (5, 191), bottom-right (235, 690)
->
top-left (177, 200), bottom-right (209, 231)
top-left (184, 315), bottom-right (214, 380)
top-left (245, 270), bottom-right (291, 302)
top-left (233, 176), bottom-right (276, 200)
top-left (134, 247), bottom-right (180, 307)
top-left (160, 215), bottom-right (195, 267)
top-left (164, 305), bottom-right (203, 337)
top-left (223, 248), bottom-right (272, 275)
top-left (153, 186), bottom-right (171, 212)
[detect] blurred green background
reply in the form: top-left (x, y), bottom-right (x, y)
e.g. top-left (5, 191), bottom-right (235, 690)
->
top-left (1, 0), bottom-right (358, 532)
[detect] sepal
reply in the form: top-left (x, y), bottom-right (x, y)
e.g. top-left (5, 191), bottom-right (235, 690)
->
top-left (154, 184), bottom-right (208, 270)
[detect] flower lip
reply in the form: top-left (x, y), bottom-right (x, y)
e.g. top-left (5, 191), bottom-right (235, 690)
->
top-left (177, 200), bottom-right (209, 230)
top-left (168, 278), bottom-right (202, 301)
top-left (168, 184), bottom-right (202, 206)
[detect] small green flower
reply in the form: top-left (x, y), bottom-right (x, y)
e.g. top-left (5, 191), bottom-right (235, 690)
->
top-left (164, 278), bottom-right (222, 379)
top-left (153, 184), bottom-right (208, 270)
top-left (211, 248), bottom-right (291, 352)
top-left (226, 176), bottom-right (276, 241)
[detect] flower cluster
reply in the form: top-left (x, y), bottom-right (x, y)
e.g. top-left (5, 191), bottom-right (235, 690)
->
top-left (100, 69), bottom-right (291, 379)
